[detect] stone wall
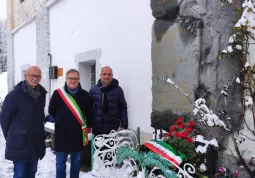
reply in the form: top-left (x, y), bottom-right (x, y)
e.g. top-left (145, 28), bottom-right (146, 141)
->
top-left (7, 0), bottom-right (49, 91)
top-left (36, 6), bottom-right (50, 112)
top-left (7, 1), bottom-right (50, 94)
top-left (150, 0), bottom-right (250, 177)
top-left (0, 20), bottom-right (7, 73)
top-left (12, 0), bottom-right (48, 30)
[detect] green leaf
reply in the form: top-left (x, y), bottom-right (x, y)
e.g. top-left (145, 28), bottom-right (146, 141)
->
top-left (236, 8), bottom-right (242, 15)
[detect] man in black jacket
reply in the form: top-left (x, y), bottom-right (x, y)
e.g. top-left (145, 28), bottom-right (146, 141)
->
top-left (89, 66), bottom-right (128, 135)
top-left (48, 69), bottom-right (92, 178)
top-left (0, 66), bottom-right (47, 178)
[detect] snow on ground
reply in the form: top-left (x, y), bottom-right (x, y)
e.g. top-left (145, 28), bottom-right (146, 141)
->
top-left (0, 128), bottom-right (96, 178)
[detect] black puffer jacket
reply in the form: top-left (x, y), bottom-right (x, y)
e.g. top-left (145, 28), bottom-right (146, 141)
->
top-left (89, 79), bottom-right (128, 135)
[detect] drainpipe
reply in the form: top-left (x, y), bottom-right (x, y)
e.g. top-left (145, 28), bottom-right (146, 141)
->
top-left (48, 53), bottom-right (52, 98)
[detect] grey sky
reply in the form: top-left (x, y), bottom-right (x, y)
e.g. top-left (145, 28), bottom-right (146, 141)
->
top-left (0, 0), bottom-right (7, 19)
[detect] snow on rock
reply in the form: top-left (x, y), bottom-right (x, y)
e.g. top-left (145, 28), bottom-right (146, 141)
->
top-left (227, 45), bottom-right (233, 53)
top-left (236, 45), bottom-right (242, 50)
top-left (194, 98), bottom-right (210, 114)
top-left (207, 112), bottom-right (230, 131)
top-left (235, 0), bottom-right (255, 37)
top-left (199, 163), bottom-right (207, 171)
top-left (193, 98), bottom-right (231, 131)
top-left (195, 145), bottom-right (207, 154)
top-left (221, 49), bottom-right (228, 53)
top-left (245, 96), bottom-right (253, 107)
top-left (220, 90), bottom-right (228, 96)
top-left (195, 135), bottom-right (219, 154)
top-left (236, 77), bottom-right (240, 84)
top-left (193, 108), bottom-right (200, 116)
top-left (229, 35), bottom-right (235, 43)
top-left (245, 61), bottom-right (250, 68)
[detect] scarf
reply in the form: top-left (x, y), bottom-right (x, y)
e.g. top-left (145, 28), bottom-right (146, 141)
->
top-left (67, 86), bottom-right (79, 96)
top-left (25, 81), bottom-right (41, 100)
top-left (100, 81), bottom-right (111, 114)
top-left (97, 79), bottom-right (119, 114)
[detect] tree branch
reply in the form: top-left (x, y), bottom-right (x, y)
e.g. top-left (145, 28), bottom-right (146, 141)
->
top-left (239, 132), bottom-right (255, 141)
top-left (232, 134), bottom-right (254, 176)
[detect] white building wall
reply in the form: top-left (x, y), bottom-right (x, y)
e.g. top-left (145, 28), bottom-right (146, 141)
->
top-left (0, 72), bottom-right (7, 101)
top-left (13, 21), bottom-right (36, 84)
top-left (49, 0), bottom-right (154, 133)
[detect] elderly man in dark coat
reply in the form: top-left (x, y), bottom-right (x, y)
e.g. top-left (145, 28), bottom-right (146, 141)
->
top-left (0, 66), bottom-right (47, 178)
top-left (89, 66), bottom-right (128, 135)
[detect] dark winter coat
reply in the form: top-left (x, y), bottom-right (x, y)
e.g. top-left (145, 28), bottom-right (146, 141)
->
top-left (0, 81), bottom-right (47, 161)
top-left (48, 83), bottom-right (92, 152)
top-left (89, 79), bottom-right (128, 135)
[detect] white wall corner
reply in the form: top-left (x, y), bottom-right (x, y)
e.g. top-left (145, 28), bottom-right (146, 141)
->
top-left (11, 17), bottom-right (36, 35)
top-left (20, 64), bottom-right (31, 71)
top-left (46, 0), bottom-right (61, 9)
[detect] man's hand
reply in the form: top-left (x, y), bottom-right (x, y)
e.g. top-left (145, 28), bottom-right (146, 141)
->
top-left (82, 128), bottom-right (90, 147)
top-left (119, 127), bottom-right (125, 131)
top-left (87, 128), bottom-right (91, 133)
top-left (83, 140), bottom-right (89, 147)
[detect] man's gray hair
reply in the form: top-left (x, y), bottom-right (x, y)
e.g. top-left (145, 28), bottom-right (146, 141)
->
top-left (66, 69), bottom-right (80, 78)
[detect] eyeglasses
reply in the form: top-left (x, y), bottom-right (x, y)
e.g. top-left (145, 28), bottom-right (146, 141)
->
top-left (102, 73), bottom-right (112, 76)
top-left (26, 74), bottom-right (42, 79)
top-left (67, 77), bottom-right (79, 81)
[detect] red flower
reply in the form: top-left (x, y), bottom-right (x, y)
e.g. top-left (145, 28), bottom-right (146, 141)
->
top-left (169, 125), bottom-right (176, 132)
top-left (178, 123), bottom-right (185, 129)
top-left (167, 125), bottom-right (177, 137)
top-left (167, 129), bottom-right (174, 136)
top-left (174, 118), bottom-right (183, 125)
top-left (181, 132), bottom-right (188, 138)
top-left (177, 118), bottom-right (183, 122)
top-left (185, 127), bottom-right (193, 132)
top-left (174, 132), bottom-right (181, 138)
top-left (186, 137), bottom-right (193, 143)
top-left (188, 121), bottom-right (195, 127)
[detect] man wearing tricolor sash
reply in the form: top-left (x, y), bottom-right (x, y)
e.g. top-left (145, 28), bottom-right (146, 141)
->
top-left (48, 69), bottom-right (92, 178)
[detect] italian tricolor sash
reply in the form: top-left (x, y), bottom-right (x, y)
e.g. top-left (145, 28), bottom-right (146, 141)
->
top-left (144, 139), bottom-right (185, 167)
top-left (57, 87), bottom-right (89, 146)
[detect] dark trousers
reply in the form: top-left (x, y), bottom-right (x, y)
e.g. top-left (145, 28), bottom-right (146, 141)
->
top-left (13, 159), bottom-right (38, 178)
top-left (56, 152), bottom-right (80, 178)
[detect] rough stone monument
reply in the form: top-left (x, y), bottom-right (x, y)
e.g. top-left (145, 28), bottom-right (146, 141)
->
top-left (150, 0), bottom-right (250, 177)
